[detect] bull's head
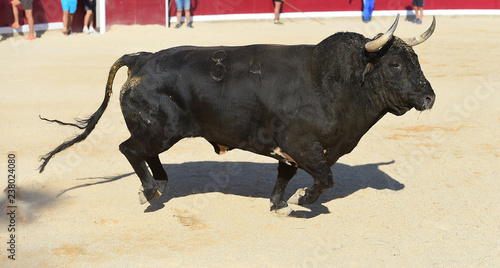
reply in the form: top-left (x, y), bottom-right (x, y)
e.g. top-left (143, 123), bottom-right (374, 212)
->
top-left (363, 14), bottom-right (436, 115)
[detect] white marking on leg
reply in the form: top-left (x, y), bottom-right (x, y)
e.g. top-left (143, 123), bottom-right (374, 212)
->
top-left (271, 147), bottom-right (297, 166)
top-left (288, 187), bottom-right (308, 205)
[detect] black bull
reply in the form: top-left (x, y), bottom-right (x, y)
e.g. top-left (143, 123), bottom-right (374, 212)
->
top-left (39, 16), bottom-right (436, 214)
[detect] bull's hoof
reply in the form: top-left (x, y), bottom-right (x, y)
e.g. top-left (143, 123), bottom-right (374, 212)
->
top-left (155, 179), bottom-right (168, 194)
top-left (274, 206), bottom-right (294, 217)
top-left (138, 188), bottom-right (161, 205)
top-left (270, 202), bottom-right (293, 216)
top-left (288, 187), bottom-right (308, 205)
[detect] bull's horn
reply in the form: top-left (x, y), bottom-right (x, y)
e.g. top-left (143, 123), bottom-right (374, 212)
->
top-left (365, 14), bottom-right (399, 52)
top-left (404, 16), bottom-right (436, 46)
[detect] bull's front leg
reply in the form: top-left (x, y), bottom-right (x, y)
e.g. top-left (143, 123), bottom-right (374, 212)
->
top-left (288, 172), bottom-right (334, 206)
top-left (270, 162), bottom-right (298, 215)
top-left (287, 145), bottom-right (335, 206)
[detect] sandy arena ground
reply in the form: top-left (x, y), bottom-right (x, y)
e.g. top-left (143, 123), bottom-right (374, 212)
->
top-left (1, 15), bottom-right (499, 266)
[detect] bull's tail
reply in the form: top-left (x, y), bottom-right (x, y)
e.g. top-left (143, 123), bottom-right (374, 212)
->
top-left (38, 57), bottom-right (130, 173)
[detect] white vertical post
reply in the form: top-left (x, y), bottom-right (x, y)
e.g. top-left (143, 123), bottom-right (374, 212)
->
top-left (98, 0), bottom-right (106, 34)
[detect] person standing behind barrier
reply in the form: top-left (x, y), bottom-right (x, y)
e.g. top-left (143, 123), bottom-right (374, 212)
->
top-left (83, 0), bottom-right (97, 34)
top-left (175, 0), bottom-right (193, 28)
top-left (412, 0), bottom-right (424, 24)
top-left (363, 0), bottom-right (375, 23)
top-left (61, 0), bottom-right (77, 35)
top-left (11, 0), bottom-right (35, 40)
top-left (273, 0), bottom-right (284, 25)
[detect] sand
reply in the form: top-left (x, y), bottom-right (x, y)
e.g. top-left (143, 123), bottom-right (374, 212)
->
top-left (1, 15), bottom-right (499, 266)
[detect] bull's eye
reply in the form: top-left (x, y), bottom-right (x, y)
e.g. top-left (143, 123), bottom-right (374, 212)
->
top-left (390, 62), bottom-right (402, 69)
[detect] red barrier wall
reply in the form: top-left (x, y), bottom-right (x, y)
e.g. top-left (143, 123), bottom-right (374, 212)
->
top-left (110, 0), bottom-right (500, 27)
top-left (167, 0), bottom-right (499, 16)
top-left (106, 0), bottom-right (166, 26)
top-left (1, 0), bottom-right (500, 30)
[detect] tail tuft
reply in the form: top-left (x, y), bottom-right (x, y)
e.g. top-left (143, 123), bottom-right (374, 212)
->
top-left (39, 115), bottom-right (89, 129)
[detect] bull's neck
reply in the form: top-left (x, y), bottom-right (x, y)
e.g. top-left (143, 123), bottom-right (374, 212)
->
top-left (313, 83), bottom-right (387, 163)
top-left (346, 88), bottom-right (387, 134)
top-left (336, 82), bottom-right (388, 125)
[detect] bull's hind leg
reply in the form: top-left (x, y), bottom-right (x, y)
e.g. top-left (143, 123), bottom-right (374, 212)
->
top-left (119, 138), bottom-right (161, 204)
top-left (145, 155), bottom-right (168, 194)
top-left (270, 162), bottom-right (297, 216)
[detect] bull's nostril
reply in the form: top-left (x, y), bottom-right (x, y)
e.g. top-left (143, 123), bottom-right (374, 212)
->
top-left (424, 95), bottom-right (435, 108)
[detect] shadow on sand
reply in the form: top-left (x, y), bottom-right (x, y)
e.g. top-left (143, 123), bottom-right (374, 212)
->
top-left (59, 160), bottom-right (403, 218)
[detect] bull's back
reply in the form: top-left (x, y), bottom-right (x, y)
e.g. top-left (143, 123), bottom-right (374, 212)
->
top-left (123, 44), bottom-right (317, 150)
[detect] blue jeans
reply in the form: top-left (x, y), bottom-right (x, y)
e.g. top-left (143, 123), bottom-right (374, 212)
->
top-left (363, 0), bottom-right (375, 21)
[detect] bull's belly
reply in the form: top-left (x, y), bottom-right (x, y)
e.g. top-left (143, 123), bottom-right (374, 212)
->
top-left (201, 127), bottom-right (275, 154)
top-left (200, 125), bottom-right (300, 167)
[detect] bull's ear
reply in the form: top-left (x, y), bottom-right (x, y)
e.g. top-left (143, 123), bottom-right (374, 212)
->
top-left (362, 63), bottom-right (373, 83)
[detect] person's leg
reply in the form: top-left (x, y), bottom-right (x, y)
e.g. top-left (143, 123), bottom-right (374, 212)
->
top-left (184, 0), bottom-right (192, 27)
top-left (61, 0), bottom-right (69, 34)
top-left (84, 10), bottom-right (92, 27)
top-left (368, 0), bottom-right (374, 19)
top-left (89, 11), bottom-right (94, 28)
top-left (176, 11), bottom-right (182, 24)
top-left (363, 0), bottom-right (371, 22)
top-left (66, 0), bottom-right (77, 33)
top-left (185, 10), bottom-right (191, 24)
top-left (62, 11), bottom-right (74, 34)
top-left (25, 9), bottom-right (35, 38)
top-left (68, 13), bottom-right (73, 31)
top-left (62, 10), bottom-right (69, 33)
top-left (274, 1), bottom-right (282, 22)
top-left (412, 5), bottom-right (418, 23)
top-left (418, 7), bottom-right (424, 21)
top-left (88, 11), bottom-right (97, 33)
top-left (83, 9), bottom-right (91, 33)
top-left (11, 0), bottom-right (21, 28)
top-left (174, 0), bottom-right (183, 27)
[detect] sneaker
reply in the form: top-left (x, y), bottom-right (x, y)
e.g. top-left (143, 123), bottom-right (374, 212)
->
top-left (175, 23), bottom-right (182, 28)
top-left (274, 20), bottom-right (284, 25)
top-left (186, 22), bottom-right (193, 28)
top-left (83, 26), bottom-right (89, 34)
top-left (417, 19), bottom-right (422, 24)
top-left (413, 18), bottom-right (418, 23)
top-left (89, 27), bottom-right (98, 34)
